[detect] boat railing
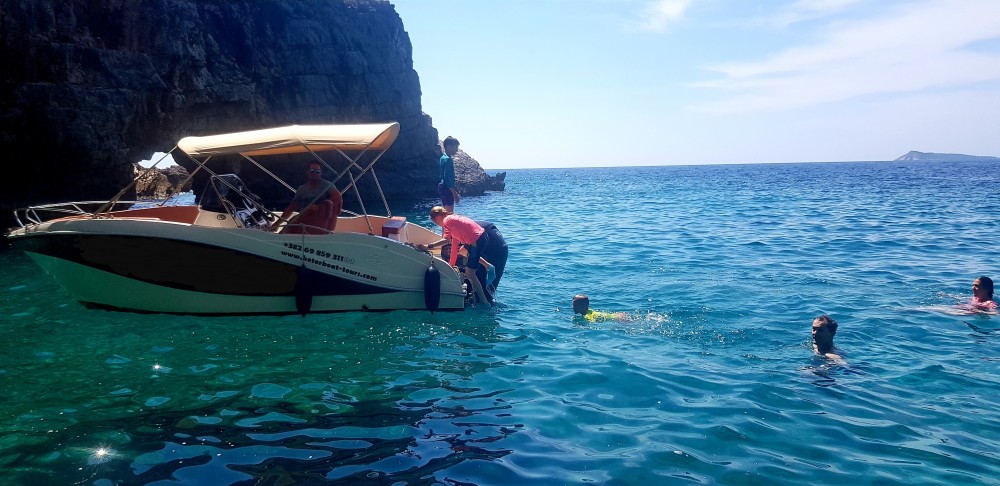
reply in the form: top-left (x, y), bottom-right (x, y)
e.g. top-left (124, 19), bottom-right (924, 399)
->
top-left (12, 200), bottom-right (142, 227)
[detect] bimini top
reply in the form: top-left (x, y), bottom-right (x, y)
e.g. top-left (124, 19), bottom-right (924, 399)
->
top-left (177, 122), bottom-right (400, 157)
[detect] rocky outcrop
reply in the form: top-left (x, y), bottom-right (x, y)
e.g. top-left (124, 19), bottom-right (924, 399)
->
top-left (134, 164), bottom-right (192, 199)
top-left (452, 147), bottom-right (506, 196)
top-left (895, 151), bottom-right (1000, 162)
top-left (1, 0), bottom-right (500, 231)
top-left (485, 171), bottom-right (507, 192)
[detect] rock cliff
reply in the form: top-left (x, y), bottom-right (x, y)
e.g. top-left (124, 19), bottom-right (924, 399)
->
top-left (1, 0), bottom-right (499, 230)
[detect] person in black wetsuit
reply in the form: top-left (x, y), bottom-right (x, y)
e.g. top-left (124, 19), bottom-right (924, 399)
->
top-left (474, 220), bottom-right (508, 294)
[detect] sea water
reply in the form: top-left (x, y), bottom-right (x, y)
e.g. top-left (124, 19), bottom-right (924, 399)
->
top-left (0, 161), bottom-right (998, 485)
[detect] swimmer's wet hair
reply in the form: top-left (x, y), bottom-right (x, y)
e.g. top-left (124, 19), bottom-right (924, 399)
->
top-left (814, 314), bottom-right (837, 333)
top-left (977, 276), bottom-right (994, 299)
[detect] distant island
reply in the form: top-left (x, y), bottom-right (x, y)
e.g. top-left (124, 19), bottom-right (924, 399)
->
top-left (895, 151), bottom-right (1000, 162)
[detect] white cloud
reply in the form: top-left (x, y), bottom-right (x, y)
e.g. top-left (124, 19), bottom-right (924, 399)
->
top-left (692, 0), bottom-right (1000, 113)
top-left (138, 152), bottom-right (177, 168)
top-left (636, 0), bottom-right (693, 31)
top-left (766, 0), bottom-right (868, 27)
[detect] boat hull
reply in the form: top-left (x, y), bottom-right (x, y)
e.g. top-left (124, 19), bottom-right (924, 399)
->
top-left (9, 218), bottom-right (465, 315)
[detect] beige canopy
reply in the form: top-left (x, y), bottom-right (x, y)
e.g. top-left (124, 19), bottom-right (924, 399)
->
top-left (177, 122), bottom-right (400, 157)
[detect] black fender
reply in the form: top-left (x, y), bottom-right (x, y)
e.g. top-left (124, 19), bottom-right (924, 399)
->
top-left (424, 265), bottom-right (441, 312)
top-left (295, 264), bottom-right (314, 316)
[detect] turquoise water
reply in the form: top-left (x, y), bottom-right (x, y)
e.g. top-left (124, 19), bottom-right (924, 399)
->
top-left (2, 161), bottom-right (999, 485)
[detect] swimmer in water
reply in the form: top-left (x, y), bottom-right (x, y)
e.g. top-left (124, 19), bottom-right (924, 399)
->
top-left (812, 315), bottom-right (843, 360)
top-left (968, 276), bottom-right (998, 313)
top-left (572, 294), bottom-right (629, 322)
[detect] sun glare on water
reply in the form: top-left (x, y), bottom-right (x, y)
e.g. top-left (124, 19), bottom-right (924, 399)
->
top-left (87, 445), bottom-right (115, 465)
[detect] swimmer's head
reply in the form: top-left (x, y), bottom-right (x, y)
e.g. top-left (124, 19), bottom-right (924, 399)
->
top-left (572, 294), bottom-right (590, 315)
top-left (973, 276), bottom-right (994, 301)
top-left (812, 315), bottom-right (837, 353)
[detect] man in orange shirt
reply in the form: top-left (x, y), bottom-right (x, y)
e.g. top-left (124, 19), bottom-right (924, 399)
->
top-left (272, 162), bottom-right (342, 234)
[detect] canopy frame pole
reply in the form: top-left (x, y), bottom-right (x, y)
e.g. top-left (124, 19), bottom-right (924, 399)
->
top-left (368, 171), bottom-right (391, 218)
top-left (159, 152), bottom-right (215, 209)
top-left (346, 169), bottom-right (375, 234)
top-left (325, 146), bottom-right (370, 190)
top-left (326, 147), bottom-right (392, 217)
top-left (312, 144), bottom-right (390, 231)
top-left (241, 153), bottom-right (296, 193)
top-left (298, 145), bottom-right (368, 222)
top-left (97, 145), bottom-right (180, 215)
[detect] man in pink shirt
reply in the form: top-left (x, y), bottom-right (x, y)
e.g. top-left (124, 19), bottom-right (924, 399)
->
top-left (418, 206), bottom-right (493, 306)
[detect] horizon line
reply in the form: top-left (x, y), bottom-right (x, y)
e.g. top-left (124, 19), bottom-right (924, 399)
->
top-left (482, 157), bottom-right (1000, 171)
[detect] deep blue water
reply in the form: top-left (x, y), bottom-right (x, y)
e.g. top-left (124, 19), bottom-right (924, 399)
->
top-left (1, 160), bottom-right (999, 485)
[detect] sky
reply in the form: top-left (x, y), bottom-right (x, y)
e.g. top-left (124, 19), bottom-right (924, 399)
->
top-left (390, 0), bottom-right (1000, 169)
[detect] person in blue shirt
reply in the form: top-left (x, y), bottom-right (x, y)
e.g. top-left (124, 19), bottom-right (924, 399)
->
top-left (438, 136), bottom-right (461, 212)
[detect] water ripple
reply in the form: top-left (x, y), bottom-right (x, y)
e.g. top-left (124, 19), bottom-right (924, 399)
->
top-left (3, 161), bottom-right (1000, 484)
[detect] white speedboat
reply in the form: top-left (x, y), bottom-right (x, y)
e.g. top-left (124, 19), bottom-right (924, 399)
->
top-left (5, 122), bottom-right (468, 315)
